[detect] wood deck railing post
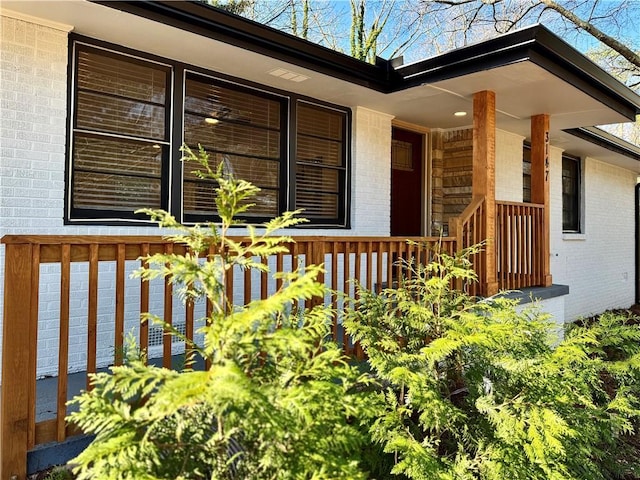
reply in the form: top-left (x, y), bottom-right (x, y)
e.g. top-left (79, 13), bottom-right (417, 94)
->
top-left (1, 242), bottom-right (35, 480)
top-left (473, 91), bottom-right (498, 296)
top-left (531, 114), bottom-right (553, 287)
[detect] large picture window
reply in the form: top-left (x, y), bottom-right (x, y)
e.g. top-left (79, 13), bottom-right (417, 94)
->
top-left (66, 37), bottom-right (350, 227)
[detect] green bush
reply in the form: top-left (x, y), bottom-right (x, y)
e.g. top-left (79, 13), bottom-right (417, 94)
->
top-left (344, 246), bottom-right (640, 480)
top-left (67, 146), bottom-right (379, 480)
top-left (67, 148), bottom-right (640, 479)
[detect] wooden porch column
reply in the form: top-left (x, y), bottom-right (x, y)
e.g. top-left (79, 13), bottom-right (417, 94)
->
top-left (530, 114), bottom-right (553, 287)
top-left (473, 91), bottom-right (498, 296)
top-left (1, 242), bottom-right (34, 480)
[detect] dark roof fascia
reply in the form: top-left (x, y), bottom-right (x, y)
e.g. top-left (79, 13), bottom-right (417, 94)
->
top-left (396, 26), bottom-right (541, 86)
top-left (93, 0), bottom-right (399, 92)
top-left (565, 126), bottom-right (640, 162)
top-left (90, 4), bottom-right (640, 120)
top-left (395, 25), bottom-right (640, 121)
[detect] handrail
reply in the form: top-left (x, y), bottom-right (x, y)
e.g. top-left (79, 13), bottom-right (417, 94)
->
top-left (449, 195), bottom-right (486, 296)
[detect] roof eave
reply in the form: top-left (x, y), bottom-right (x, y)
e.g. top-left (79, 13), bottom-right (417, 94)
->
top-left (395, 25), bottom-right (640, 121)
top-left (92, 3), bottom-right (640, 122)
top-left (93, 0), bottom-right (399, 92)
top-left (565, 127), bottom-right (640, 162)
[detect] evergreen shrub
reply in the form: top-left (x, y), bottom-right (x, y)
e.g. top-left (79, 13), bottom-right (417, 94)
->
top-left (344, 246), bottom-right (640, 480)
top-left (67, 146), bottom-right (380, 480)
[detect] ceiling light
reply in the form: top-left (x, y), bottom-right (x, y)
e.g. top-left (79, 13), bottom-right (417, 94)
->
top-left (204, 117), bottom-right (219, 125)
top-left (454, 111), bottom-right (467, 117)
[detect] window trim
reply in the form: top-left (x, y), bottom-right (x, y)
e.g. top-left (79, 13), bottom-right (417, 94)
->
top-left (65, 34), bottom-right (351, 228)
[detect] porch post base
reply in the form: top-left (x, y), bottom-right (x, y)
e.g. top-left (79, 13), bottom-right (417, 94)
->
top-left (485, 281), bottom-right (499, 297)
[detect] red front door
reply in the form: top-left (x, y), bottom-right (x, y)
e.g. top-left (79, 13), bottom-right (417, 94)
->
top-left (391, 128), bottom-right (423, 236)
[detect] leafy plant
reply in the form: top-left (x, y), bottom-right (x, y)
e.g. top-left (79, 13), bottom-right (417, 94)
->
top-left (344, 245), bottom-right (640, 480)
top-left (68, 146), bottom-right (379, 480)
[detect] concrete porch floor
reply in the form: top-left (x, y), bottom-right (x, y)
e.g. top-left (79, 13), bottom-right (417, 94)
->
top-left (25, 354), bottom-right (203, 474)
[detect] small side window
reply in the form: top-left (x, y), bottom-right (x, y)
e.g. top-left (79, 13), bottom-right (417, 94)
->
top-left (562, 155), bottom-right (581, 232)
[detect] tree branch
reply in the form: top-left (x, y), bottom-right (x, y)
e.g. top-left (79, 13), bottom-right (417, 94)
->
top-left (539, 0), bottom-right (640, 70)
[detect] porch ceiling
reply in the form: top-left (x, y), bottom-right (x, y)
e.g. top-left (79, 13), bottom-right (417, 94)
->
top-left (3, 0), bottom-right (639, 170)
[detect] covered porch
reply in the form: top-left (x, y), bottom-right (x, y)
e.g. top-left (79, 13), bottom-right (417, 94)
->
top-left (1, 89), bottom-right (554, 478)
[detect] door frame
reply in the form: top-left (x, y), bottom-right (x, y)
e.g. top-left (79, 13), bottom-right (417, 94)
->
top-left (391, 120), bottom-right (431, 236)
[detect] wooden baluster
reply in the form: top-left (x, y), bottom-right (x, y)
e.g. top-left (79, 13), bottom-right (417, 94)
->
top-left (244, 255), bottom-right (252, 305)
top-left (343, 242), bottom-right (351, 356)
top-left (114, 244), bottom-right (125, 366)
top-left (366, 241), bottom-right (373, 290)
top-left (183, 246), bottom-right (195, 370)
top-left (354, 242), bottom-right (364, 360)
top-left (57, 244), bottom-right (71, 443)
top-left (261, 256), bottom-right (268, 300)
top-left (162, 243), bottom-right (173, 369)
top-left (26, 244), bottom-right (41, 451)
top-left (226, 259), bottom-right (234, 310)
top-left (87, 244), bottom-right (98, 390)
top-left (331, 241), bottom-right (339, 343)
top-left (140, 243), bottom-right (150, 365)
top-left (276, 252), bottom-right (283, 291)
top-left (376, 241), bottom-right (383, 294)
top-left (387, 241), bottom-right (394, 289)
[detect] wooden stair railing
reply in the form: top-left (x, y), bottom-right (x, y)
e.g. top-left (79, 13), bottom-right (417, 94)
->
top-left (449, 195), bottom-right (487, 297)
top-left (448, 197), bottom-right (546, 296)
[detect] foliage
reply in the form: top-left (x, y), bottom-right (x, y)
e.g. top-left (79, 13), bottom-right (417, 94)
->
top-left (43, 466), bottom-right (74, 480)
top-left (344, 245), bottom-right (640, 480)
top-left (67, 145), bottom-right (379, 480)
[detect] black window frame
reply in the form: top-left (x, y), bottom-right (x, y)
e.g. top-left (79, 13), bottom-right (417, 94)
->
top-left (65, 39), bottom-right (173, 223)
top-left (562, 153), bottom-right (581, 233)
top-left (65, 35), bottom-right (351, 228)
top-left (522, 142), bottom-right (531, 203)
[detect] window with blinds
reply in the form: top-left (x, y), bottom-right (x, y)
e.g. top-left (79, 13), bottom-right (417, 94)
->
top-left (562, 155), bottom-right (581, 232)
top-left (295, 102), bottom-right (347, 222)
top-left (67, 37), bottom-right (350, 227)
top-left (70, 45), bottom-right (170, 218)
top-left (183, 74), bottom-right (284, 221)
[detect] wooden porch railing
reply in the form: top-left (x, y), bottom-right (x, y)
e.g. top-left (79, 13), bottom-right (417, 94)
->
top-left (496, 201), bottom-right (545, 290)
top-left (449, 197), bottom-right (546, 295)
top-left (1, 234), bottom-right (455, 479)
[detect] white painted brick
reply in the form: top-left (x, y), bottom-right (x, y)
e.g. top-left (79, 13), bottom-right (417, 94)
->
top-left (495, 129), bottom-right (526, 202)
top-left (494, 133), bottom-right (637, 322)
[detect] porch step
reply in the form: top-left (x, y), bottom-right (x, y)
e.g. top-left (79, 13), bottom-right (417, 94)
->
top-left (27, 434), bottom-right (94, 475)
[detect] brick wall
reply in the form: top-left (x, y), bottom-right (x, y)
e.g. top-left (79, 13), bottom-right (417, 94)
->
top-left (495, 129), bottom-right (526, 202)
top-left (431, 128), bottom-right (473, 235)
top-left (350, 107), bottom-right (393, 236)
top-left (549, 151), bottom-right (636, 321)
